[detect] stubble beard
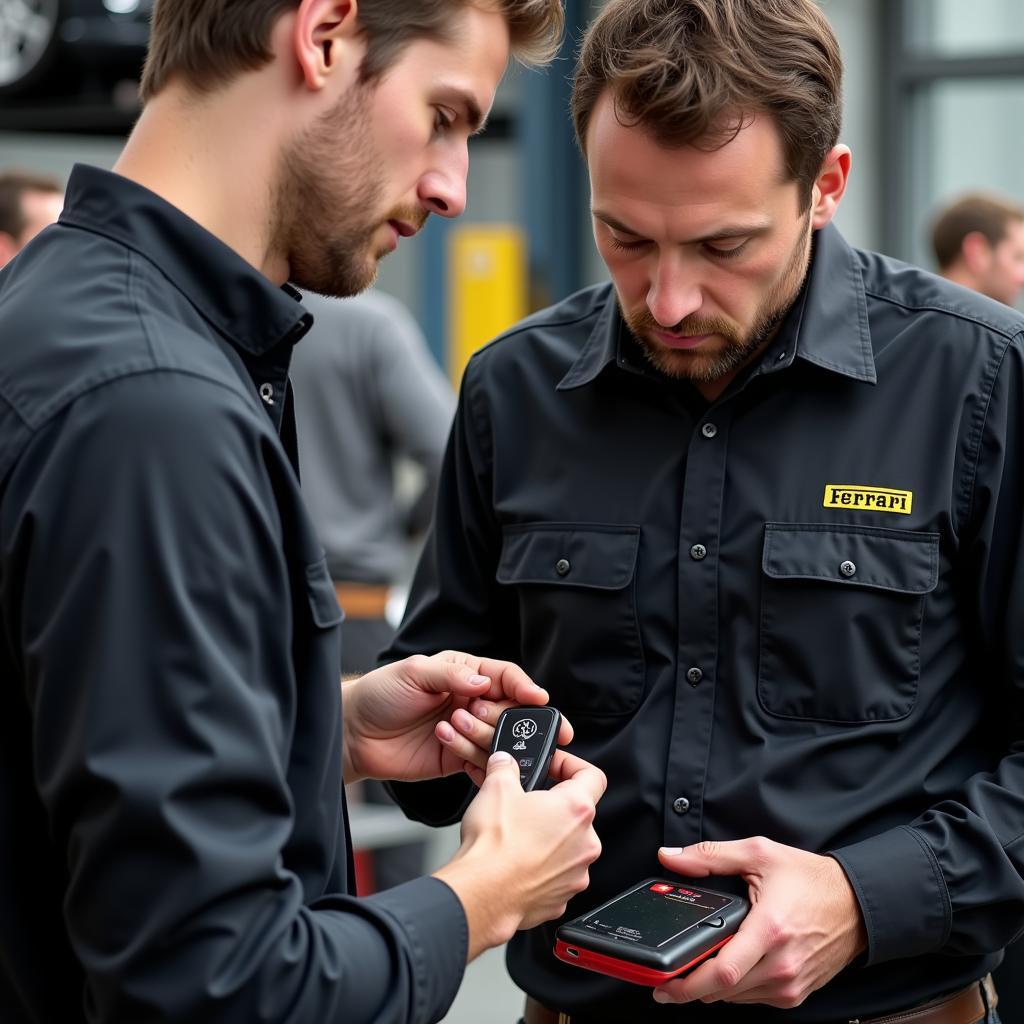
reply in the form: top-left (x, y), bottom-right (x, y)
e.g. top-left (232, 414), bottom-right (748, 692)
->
top-left (271, 86), bottom-right (387, 298)
top-left (624, 214), bottom-right (813, 382)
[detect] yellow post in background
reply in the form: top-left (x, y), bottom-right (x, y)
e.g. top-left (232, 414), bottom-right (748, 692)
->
top-left (448, 224), bottom-right (528, 386)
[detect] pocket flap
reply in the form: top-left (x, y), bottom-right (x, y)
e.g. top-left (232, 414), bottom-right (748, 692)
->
top-left (762, 523), bottom-right (939, 595)
top-left (497, 523), bottom-right (640, 590)
top-left (305, 557), bottom-right (345, 628)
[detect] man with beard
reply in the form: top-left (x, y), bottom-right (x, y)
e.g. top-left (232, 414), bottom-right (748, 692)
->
top-left (0, 2), bottom-right (607, 1023)
top-left (382, 1), bottom-right (1023, 1022)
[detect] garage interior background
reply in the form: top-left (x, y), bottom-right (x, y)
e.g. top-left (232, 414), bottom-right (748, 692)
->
top-left (2, 2), bottom-right (1023, 1021)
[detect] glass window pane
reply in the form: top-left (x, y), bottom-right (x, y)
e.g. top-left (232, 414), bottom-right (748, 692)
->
top-left (906, 0), bottom-right (1024, 56)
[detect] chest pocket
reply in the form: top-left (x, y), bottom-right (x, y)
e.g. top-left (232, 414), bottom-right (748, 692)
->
top-left (758, 523), bottom-right (938, 724)
top-left (497, 523), bottom-right (643, 715)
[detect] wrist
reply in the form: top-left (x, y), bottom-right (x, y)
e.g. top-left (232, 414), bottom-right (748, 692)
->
top-left (341, 676), bottom-right (363, 784)
top-left (434, 840), bottom-right (522, 957)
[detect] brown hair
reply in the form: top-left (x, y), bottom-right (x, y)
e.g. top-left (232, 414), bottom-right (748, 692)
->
top-left (930, 192), bottom-right (1024, 270)
top-left (140, 0), bottom-right (563, 102)
top-left (0, 169), bottom-right (62, 239)
top-left (571, 0), bottom-right (843, 209)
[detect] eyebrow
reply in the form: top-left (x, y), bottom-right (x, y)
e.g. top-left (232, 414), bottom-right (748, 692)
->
top-left (592, 209), bottom-right (772, 244)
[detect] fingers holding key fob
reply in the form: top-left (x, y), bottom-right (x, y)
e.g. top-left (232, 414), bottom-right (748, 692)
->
top-left (489, 706), bottom-right (562, 791)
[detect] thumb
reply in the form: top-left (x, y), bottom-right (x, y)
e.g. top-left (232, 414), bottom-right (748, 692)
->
top-left (658, 838), bottom-right (758, 878)
top-left (481, 750), bottom-right (522, 788)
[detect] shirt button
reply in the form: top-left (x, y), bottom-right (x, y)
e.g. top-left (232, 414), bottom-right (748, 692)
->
top-left (840, 560), bottom-right (857, 578)
top-left (701, 423), bottom-right (718, 439)
top-left (686, 666), bottom-right (703, 686)
top-left (259, 382), bottom-right (275, 406)
top-left (690, 543), bottom-right (707, 561)
top-left (672, 796), bottom-right (691, 815)
top-left (555, 558), bottom-right (571, 577)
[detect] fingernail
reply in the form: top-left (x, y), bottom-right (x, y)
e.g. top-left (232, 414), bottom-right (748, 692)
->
top-left (653, 991), bottom-right (672, 1004)
top-left (489, 751), bottom-right (514, 765)
top-left (437, 722), bottom-right (454, 742)
top-left (470, 701), bottom-right (488, 719)
top-left (453, 709), bottom-right (473, 731)
top-left (660, 847), bottom-right (683, 855)
top-left (469, 674), bottom-right (490, 685)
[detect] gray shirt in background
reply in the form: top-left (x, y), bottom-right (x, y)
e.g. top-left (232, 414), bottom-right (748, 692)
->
top-left (291, 289), bottom-right (455, 585)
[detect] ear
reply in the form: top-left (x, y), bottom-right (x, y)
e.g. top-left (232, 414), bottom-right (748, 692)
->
top-left (292, 0), bottom-right (363, 92)
top-left (960, 231), bottom-right (994, 275)
top-left (809, 144), bottom-right (851, 230)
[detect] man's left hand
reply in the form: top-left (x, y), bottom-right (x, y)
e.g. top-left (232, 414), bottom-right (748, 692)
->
top-left (342, 651), bottom-right (572, 784)
top-left (653, 838), bottom-right (867, 1009)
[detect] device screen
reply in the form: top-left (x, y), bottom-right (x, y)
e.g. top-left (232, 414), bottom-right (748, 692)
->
top-left (578, 883), bottom-right (734, 949)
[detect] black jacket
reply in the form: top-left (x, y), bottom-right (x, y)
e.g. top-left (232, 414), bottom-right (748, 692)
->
top-left (0, 165), bottom-right (466, 1023)
top-left (385, 223), bottom-right (1024, 1021)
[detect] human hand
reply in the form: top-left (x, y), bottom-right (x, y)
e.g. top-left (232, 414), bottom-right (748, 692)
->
top-left (434, 749), bottom-right (606, 957)
top-left (652, 838), bottom-right (867, 1009)
top-left (435, 694), bottom-right (575, 788)
top-left (342, 651), bottom-right (568, 783)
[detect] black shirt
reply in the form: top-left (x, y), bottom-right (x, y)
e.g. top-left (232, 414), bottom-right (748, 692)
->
top-left (384, 223), bottom-right (1024, 1021)
top-left (0, 165), bottom-right (466, 1023)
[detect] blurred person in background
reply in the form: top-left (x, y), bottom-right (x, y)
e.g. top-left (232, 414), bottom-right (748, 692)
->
top-left (0, 1), bottom-right (608, 1022)
top-left (931, 192), bottom-right (1024, 308)
top-left (292, 287), bottom-right (455, 890)
top-left (0, 169), bottom-right (63, 267)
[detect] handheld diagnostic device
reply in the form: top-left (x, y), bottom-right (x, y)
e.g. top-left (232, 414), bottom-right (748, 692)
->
top-left (489, 706), bottom-right (561, 791)
top-left (555, 878), bottom-right (749, 986)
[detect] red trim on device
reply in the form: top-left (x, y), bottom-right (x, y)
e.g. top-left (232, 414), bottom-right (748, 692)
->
top-left (553, 935), bottom-right (734, 987)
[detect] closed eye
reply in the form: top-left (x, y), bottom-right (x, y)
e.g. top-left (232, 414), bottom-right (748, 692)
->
top-left (433, 107), bottom-right (455, 135)
top-left (703, 240), bottom-right (749, 260)
top-left (607, 235), bottom-right (650, 253)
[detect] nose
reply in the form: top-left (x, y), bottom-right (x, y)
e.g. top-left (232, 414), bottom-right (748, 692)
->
top-left (417, 144), bottom-right (469, 220)
top-left (646, 252), bottom-right (703, 327)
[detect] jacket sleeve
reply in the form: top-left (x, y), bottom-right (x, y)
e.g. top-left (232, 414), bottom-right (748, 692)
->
top-left (831, 331), bottom-right (1024, 965)
top-left (4, 371), bottom-right (466, 1023)
top-left (383, 358), bottom-right (518, 824)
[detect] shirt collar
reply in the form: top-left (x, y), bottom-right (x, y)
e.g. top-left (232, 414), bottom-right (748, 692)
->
top-left (772, 220), bottom-right (876, 384)
top-left (59, 164), bottom-right (312, 357)
top-left (558, 221), bottom-right (875, 392)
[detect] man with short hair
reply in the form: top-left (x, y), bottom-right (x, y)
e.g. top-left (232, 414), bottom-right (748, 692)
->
top-left (0, 2), bottom-right (606, 1022)
top-left (0, 169), bottom-right (63, 267)
top-left (384, 1), bottom-right (1021, 1021)
top-left (931, 192), bottom-right (1024, 308)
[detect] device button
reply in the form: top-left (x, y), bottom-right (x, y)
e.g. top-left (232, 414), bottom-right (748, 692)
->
top-left (672, 796), bottom-right (691, 815)
top-left (702, 916), bottom-right (726, 928)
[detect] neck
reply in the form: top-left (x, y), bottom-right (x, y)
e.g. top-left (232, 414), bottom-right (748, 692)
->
top-left (114, 84), bottom-right (289, 284)
top-left (941, 264), bottom-right (981, 295)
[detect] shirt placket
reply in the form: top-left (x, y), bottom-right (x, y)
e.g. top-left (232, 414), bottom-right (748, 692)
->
top-left (663, 402), bottom-right (733, 846)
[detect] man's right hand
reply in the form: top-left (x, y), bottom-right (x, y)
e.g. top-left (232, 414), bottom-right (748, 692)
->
top-left (433, 750), bottom-right (605, 959)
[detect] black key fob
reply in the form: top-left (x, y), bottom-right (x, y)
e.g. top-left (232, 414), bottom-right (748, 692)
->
top-left (490, 705), bottom-right (562, 791)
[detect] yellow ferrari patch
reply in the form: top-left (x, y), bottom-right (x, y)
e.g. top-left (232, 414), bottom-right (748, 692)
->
top-left (823, 484), bottom-right (912, 515)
